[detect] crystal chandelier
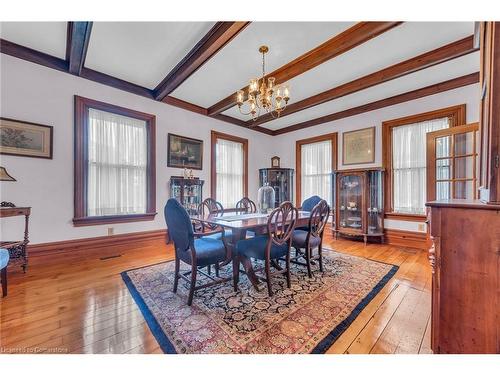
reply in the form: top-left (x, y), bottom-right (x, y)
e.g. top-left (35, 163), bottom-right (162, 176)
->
top-left (236, 46), bottom-right (290, 121)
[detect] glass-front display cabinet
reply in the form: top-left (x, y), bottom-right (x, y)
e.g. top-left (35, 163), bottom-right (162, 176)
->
top-left (169, 177), bottom-right (204, 215)
top-left (259, 168), bottom-right (294, 207)
top-left (333, 169), bottom-right (384, 244)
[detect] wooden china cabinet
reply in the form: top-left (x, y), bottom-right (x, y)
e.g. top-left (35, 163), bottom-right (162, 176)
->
top-left (333, 168), bottom-right (384, 244)
top-left (424, 22), bottom-right (500, 354)
top-left (169, 177), bottom-right (204, 215)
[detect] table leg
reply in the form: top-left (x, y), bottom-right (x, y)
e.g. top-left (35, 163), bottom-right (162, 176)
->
top-left (231, 228), bottom-right (263, 291)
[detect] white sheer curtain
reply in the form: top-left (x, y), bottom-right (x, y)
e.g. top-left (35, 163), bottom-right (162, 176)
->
top-left (392, 117), bottom-right (449, 214)
top-left (216, 138), bottom-right (244, 208)
top-left (301, 140), bottom-right (332, 205)
top-left (87, 108), bottom-right (148, 216)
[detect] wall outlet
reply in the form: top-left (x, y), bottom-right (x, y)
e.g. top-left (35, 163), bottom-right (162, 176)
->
top-left (417, 223), bottom-right (425, 232)
top-left (107, 227), bottom-right (114, 236)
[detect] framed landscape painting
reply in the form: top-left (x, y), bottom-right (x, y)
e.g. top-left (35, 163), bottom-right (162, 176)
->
top-left (0, 117), bottom-right (53, 159)
top-left (167, 133), bottom-right (203, 170)
top-left (342, 126), bottom-right (375, 165)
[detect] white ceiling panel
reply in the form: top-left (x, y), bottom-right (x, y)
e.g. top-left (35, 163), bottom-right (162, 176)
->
top-left (282, 22), bottom-right (474, 103)
top-left (85, 22), bottom-right (215, 89)
top-left (171, 22), bottom-right (355, 107)
top-left (220, 22), bottom-right (474, 122)
top-left (0, 22), bottom-right (67, 59)
top-left (223, 51), bottom-right (479, 131)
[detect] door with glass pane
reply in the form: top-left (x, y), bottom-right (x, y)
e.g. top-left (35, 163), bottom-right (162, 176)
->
top-left (426, 123), bottom-right (479, 201)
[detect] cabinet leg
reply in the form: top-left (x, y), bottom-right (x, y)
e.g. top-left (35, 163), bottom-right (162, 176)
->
top-left (363, 235), bottom-right (368, 246)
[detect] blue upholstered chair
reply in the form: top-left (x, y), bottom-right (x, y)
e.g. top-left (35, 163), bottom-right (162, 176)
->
top-left (1, 248), bottom-right (9, 297)
top-left (235, 197), bottom-right (257, 214)
top-left (165, 198), bottom-right (231, 306)
top-left (235, 197), bottom-right (257, 238)
top-left (195, 198), bottom-right (232, 242)
top-left (233, 201), bottom-right (298, 297)
top-left (301, 195), bottom-right (322, 212)
top-left (296, 195), bottom-right (323, 231)
top-left (292, 199), bottom-right (330, 278)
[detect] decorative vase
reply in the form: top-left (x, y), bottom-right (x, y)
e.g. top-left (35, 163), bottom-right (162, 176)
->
top-left (257, 183), bottom-right (275, 214)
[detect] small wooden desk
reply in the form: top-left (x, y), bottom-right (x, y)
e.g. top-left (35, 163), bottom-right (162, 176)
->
top-left (0, 206), bottom-right (31, 272)
top-left (190, 211), bottom-right (311, 290)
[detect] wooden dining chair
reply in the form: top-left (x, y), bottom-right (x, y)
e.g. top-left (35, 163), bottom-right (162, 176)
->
top-left (301, 195), bottom-right (322, 212)
top-left (164, 198), bottom-right (231, 306)
top-left (291, 199), bottom-right (330, 278)
top-left (296, 195), bottom-right (322, 231)
top-left (236, 197), bottom-right (257, 238)
top-left (233, 201), bottom-right (298, 296)
top-left (235, 197), bottom-right (257, 213)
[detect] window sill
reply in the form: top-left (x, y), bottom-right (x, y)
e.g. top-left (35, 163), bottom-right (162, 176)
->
top-left (384, 212), bottom-right (427, 222)
top-left (72, 212), bottom-right (157, 227)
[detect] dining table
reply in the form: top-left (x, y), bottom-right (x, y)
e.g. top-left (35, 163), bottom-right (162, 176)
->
top-left (190, 210), bottom-right (312, 291)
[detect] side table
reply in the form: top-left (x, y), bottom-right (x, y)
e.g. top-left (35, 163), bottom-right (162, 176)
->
top-left (0, 206), bottom-right (31, 272)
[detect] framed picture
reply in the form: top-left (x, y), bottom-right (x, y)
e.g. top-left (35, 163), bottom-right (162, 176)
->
top-left (0, 117), bottom-right (53, 159)
top-left (271, 156), bottom-right (280, 168)
top-left (342, 126), bottom-right (375, 165)
top-left (167, 133), bottom-right (203, 170)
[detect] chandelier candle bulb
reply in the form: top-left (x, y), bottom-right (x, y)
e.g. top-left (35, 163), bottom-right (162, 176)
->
top-left (284, 85), bottom-right (290, 100)
top-left (268, 77), bottom-right (275, 89)
top-left (237, 90), bottom-right (244, 104)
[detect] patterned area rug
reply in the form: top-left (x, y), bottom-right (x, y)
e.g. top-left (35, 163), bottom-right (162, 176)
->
top-left (121, 249), bottom-right (398, 354)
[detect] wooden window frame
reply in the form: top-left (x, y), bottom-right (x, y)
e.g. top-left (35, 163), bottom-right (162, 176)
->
top-left (295, 132), bottom-right (338, 207)
top-left (210, 130), bottom-right (248, 208)
top-left (382, 104), bottom-right (466, 221)
top-left (73, 95), bottom-right (157, 226)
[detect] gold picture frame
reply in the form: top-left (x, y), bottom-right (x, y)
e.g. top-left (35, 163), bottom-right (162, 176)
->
top-left (0, 117), bottom-right (53, 159)
top-left (342, 126), bottom-right (375, 165)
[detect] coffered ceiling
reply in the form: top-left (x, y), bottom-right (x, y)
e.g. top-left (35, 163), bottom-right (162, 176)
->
top-left (0, 21), bottom-right (479, 135)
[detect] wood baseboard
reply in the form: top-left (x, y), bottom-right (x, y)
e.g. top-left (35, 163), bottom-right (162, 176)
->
top-left (28, 229), bottom-right (168, 257)
top-left (384, 229), bottom-right (429, 250)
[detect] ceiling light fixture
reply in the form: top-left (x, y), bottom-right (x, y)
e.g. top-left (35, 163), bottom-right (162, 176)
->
top-left (236, 46), bottom-right (290, 121)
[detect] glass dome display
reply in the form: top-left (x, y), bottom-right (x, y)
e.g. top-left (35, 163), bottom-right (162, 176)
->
top-left (257, 183), bottom-right (275, 214)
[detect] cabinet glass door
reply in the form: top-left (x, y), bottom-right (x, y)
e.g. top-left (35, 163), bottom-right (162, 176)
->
top-left (183, 183), bottom-right (201, 215)
top-left (338, 174), bottom-right (363, 232)
top-left (368, 171), bottom-right (383, 234)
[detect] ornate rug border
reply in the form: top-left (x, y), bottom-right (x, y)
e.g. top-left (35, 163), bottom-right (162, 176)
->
top-left (121, 254), bottom-right (399, 354)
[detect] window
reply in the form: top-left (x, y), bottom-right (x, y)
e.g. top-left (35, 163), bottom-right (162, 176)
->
top-left (296, 133), bottom-right (337, 207)
top-left (383, 105), bottom-right (466, 218)
top-left (211, 131), bottom-right (248, 208)
top-left (74, 96), bottom-right (156, 226)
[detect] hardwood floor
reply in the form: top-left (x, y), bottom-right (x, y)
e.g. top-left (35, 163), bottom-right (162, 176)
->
top-left (0, 229), bottom-right (432, 354)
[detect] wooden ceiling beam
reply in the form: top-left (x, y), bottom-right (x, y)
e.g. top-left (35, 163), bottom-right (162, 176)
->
top-left (273, 72), bottom-right (480, 135)
top-left (0, 36), bottom-right (270, 135)
top-left (207, 21), bottom-right (403, 116)
top-left (251, 35), bottom-right (478, 127)
top-left (154, 22), bottom-right (250, 101)
top-left (67, 22), bottom-right (93, 76)
top-left (1, 38), bottom-right (69, 72)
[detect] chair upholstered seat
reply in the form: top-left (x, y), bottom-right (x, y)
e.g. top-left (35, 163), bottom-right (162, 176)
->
top-left (292, 230), bottom-right (321, 249)
top-left (177, 237), bottom-right (227, 268)
top-left (235, 235), bottom-right (288, 260)
top-left (0, 249), bottom-right (9, 269)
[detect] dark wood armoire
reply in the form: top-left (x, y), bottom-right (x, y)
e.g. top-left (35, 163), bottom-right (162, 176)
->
top-left (426, 22), bottom-right (500, 354)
